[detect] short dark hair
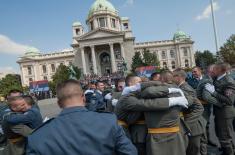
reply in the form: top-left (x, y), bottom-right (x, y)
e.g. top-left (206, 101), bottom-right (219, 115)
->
top-left (56, 79), bottom-right (83, 105)
top-left (173, 68), bottom-right (187, 79)
top-left (151, 72), bottom-right (161, 80)
top-left (22, 95), bottom-right (35, 106)
top-left (8, 89), bottom-right (23, 96)
top-left (96, 81), bottom-right (104, 86)
top-left (160, 71), bottom-right (173, 83)
top-left (125, 75), bottom-right (137, 86)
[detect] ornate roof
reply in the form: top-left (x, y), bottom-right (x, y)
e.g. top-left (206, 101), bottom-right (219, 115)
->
top-left (24, 47), bottom-right (41, 57)
top-left (173, 30), bottom-right (189, 40)
top-left (73, 21), bottom-right (82, 27)
top-left (88, 0), bottom-right (117, 18)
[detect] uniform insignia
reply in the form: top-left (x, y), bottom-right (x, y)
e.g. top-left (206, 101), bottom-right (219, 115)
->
top-left (225, 89), bottom-right (234, 97)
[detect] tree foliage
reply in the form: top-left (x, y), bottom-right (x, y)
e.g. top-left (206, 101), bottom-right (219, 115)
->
top-left (0, 74), bottom-right (22, 97)
top-left (219, 34), bottom-right (235, 65)
top-left (195, 50), bottom-right (217, 69)
top-left (49, 64), bottom-right (81, 94)
top-left (131, 49), bottom-right (160, 72)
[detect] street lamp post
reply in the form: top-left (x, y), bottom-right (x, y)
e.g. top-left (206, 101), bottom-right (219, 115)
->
top-left (210, 0), bottom-right (221, 61)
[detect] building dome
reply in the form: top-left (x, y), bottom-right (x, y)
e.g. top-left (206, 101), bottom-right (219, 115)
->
top-left (24, 47), bottom-right (40, 57)
top-left (88, 0), bottom-right (117, 18)
top-left (73, 21), bottom-right (82, 27)
top-left (173, 30), bottom-right (189, 40)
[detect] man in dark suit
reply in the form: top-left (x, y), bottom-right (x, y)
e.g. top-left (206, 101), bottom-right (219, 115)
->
top-left (26, 79), bottom-right (137, 155)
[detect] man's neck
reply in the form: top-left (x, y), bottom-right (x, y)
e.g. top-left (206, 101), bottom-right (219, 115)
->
top-left (217, 73), bottom-right (226, 81)
top-left (178, 81), bottom-right (185, 87)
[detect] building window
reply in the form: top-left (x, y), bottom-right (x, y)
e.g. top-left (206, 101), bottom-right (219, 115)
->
top-left (60, 63), bottom-right (64, 66)
top-left (43, 76), bottom-right (47, 80)
top-left (27, 66), bottom-right (32, 75)
top-left (51, 64), bottom-right (55, 72)
top-left (123, 23), bottom-right (129, 29)
top-left (171, 61), bottom-right (176, 69)
top-left (42, 65), bottom-right (47, 74)
top-left (117, 63), bottom-right (123, 71)
top-left (183, 48), bottom-right (188, 56)
top-left (163, 62), bottom-right (167, 69)
top-left (185, 59), bottom-right (189, 68)
top-left (90, 21), bottom-right (94, 30)
top-left (115, 50), bottom-right (121, 59)
top-left (69, 61), bottom-right (73, 66)
top-left (161, 51), bottom-right (167, 59)
top-left (29, 78), bottom-right (33, 82)
top-left (75, 28), bottom-right (80, 35)
top-left (111, 18), bottom-right (116, 28)
top-left (98, 17), bottom-right (107, 28)
top-left (170, 50), bottom-right (175, 58)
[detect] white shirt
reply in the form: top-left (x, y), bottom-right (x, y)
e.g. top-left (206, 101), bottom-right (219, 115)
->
top-left (217, 73), bottom-right (226, 81)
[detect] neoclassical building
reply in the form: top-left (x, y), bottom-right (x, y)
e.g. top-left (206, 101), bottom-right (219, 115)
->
top-left (72, 0), bottom-right (195, 74)
top-left (18, 0), bottom-right (195, 86)
top-left (17, 48), bottom-right (74, 86)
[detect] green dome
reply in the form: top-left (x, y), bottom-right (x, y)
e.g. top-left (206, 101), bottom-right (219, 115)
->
top-left (173, 30), bottom-right (188, 40)
top-left (88, 0), bottom-right (117, 18)
top-left (24, 47), bottom-right (40, 57)
top-left (73, 21), bottom-right (82, 27)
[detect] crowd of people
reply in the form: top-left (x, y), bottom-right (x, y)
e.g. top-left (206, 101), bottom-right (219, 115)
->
top-left (0, 62), bottom-right (235, 155)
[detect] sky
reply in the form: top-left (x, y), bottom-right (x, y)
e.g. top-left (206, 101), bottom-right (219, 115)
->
top-left (0, 0), bottom-right (234, 73)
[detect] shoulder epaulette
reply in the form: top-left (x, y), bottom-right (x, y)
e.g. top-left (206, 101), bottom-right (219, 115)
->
top-left (31, 118), bottom-right (55, 134)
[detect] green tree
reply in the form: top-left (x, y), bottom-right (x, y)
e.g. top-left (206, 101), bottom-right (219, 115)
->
top-left (131, 50), bottom-right (160, 72)
top-left (219, 34), bottom-right (235, 65)
top-left (49, 64), bottom-right (81, 94)
top-left (0, 74), bottom-right (22, 97)
top-left (195, 50), bottom-right (217, 69)
top-left (131, 51), bottom-right (144, 72)
top-left (142, 49), bottom-right (160, 66)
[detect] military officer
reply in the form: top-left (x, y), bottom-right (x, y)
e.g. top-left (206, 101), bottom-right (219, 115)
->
top-left (26, 79), bottom-right (137, 155)
top-left (186, 67), bottom-right (202, 89)
top-left (86, 81), bottom-right (106, 111)
top-left (173, 68), bottom-right (207, 155)
top-left (116, 72), bottom-right (189, 155)
top-left (205, 63), bottom-right (235, 155)
top-left (196, 65), bottom-right (219, 147)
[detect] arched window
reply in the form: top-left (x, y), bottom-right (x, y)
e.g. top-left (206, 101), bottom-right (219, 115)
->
top-left (185, 59), bottom-right (189, 68)
top-left (171, 61), bottom-right (176, 69)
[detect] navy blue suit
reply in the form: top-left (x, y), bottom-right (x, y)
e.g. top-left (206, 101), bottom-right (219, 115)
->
top-left (26, 106), bottom-right (137, 155)
top-left (86, 90), bottom-right (106, 111)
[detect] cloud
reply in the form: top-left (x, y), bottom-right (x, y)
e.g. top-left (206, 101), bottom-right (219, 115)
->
top-left (195, 2), bottom-right (220, 21)
top-left (124, 0), bottom-right (134, 6)
top-left (0, 66), bottom-right (16, 74)
top-left (0, 34), bottom-right (38, 55)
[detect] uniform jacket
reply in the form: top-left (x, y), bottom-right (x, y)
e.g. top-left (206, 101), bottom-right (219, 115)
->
top-left (196, 75), bottom-right (221, 107)
top-left (213, 74), bottom-right (235, 118)
top-left (86, 90), bottom-right (106, 111)
top-left (179, 82), bottom-right (206, 136)
top-left (26, 106), bottom-right (137, 155)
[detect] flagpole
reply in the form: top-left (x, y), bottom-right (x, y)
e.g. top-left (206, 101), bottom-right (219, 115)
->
top-left (210, 0), bottom-right (220, 60)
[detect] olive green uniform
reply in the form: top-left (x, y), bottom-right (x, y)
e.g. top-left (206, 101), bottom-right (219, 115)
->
top-left (196, 75), bottom-right (220, 147)
top-left (117, 83), bottom-right (185, 155)
top-left (212, 74), bottom-right (235, 155)
top-left (106, 91), bottom-right (122, 112)
top-left (179, 82), bottom-right (207, 155)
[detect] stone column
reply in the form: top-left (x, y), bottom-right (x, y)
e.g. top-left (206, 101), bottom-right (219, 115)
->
top-left (109, 43), bottom-right (117, 73)
top-left (81, 47), bottom-right (87, 74)
top-left (120, 42), bottom-right (126, 60)
top-left (91, 46), bottom-right (98, 74)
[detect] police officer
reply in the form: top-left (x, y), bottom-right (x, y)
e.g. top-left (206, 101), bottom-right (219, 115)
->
top-left (205, 63), bottom-right (235, 155)
top-left (26, 79), bottom-right (137, 155)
